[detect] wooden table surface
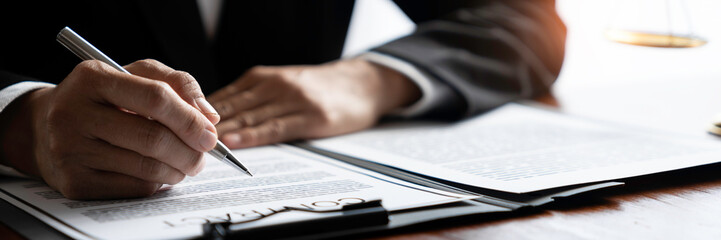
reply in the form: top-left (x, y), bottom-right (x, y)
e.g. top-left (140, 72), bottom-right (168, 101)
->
top-left (365, 163), bottom-right (721, 240)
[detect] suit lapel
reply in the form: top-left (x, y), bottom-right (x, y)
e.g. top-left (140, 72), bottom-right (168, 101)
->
top-left (136, 0), bottom-right (220, 91)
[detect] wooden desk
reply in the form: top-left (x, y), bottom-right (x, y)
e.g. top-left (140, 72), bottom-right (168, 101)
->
top-left (366, 162), bottom-right (721, 240)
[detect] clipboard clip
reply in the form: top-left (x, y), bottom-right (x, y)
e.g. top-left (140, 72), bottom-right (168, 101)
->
top-left (202, 199), bottom-right (388, 240)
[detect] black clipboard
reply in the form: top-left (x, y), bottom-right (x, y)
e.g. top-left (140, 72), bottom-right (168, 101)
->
top-left (199, 181), bottom-right (622, 240)
top-left (0, 179), bottom-right (621, 240)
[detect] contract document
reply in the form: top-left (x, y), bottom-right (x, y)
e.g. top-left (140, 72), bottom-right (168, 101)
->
top-left (310, 104), bottom-right (721, 193)
top-left (3, 103), bottom-right (720, 239)
top-left (0, 146), bottom-right (468, 239)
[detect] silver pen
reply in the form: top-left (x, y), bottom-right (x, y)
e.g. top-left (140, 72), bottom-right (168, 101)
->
top-left (57, 27), bottom-right (253, 177)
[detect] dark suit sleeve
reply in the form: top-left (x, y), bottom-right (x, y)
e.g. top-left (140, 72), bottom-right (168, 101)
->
top-left (375, 0), bottom-right (566, 120)
top-left (0, 71), bottom-right (36, 91)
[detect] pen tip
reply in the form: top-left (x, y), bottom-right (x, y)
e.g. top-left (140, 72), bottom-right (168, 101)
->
top-left (224, 153), bottom-right (253, 177)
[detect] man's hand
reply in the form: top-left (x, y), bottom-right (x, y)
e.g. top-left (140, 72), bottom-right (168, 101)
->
top-left (208, 58), bottom-right (421, 149)
top-left (0, 59), bottom-right (219, 200)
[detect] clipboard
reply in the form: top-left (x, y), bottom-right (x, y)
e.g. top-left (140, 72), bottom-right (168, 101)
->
top-left (188, 143), bottom-right (624, 240)
top-left (200, 181), bottom-right (622, 240)
top-left (0, 179), bottom-right (621, 240)
top-left (0, 140), bottom-right (624, 240)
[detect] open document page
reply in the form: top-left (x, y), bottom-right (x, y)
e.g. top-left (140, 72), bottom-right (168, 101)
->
top-left (309, 103), bottom-right (721, 193)
top-left (0, 145), bottom-right (469, 240)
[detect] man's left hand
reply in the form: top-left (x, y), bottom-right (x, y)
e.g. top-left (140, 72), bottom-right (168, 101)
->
top-left (207, 58), bottom-right (421, 149)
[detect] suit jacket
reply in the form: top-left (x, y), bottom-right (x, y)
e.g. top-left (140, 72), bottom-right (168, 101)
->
top-left (0, 0), bottom-right (565, 120)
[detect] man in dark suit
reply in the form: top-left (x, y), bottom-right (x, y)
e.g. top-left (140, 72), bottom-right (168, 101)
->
top-left (0, 0), bottom-right (565, 199)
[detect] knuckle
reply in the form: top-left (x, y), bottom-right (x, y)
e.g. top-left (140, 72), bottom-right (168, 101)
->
top-left (239, 91), bottom-right (257, 103)
top-left (169, 71), bottom-right (201, 95)
top-left (169, 71), bottom-right (195, 83)
top-left (128, 59), bottom-right (156, 72)
top-left (70, 61), bottom-right (106, 87)
top-left (46, 141), bottom-right (70, 166)
top-left (143, 82), bottom-right (172, 113)
top-left (128, 59), bottom-right (167, 74)
top-left (235, 115), bottom-right (255, 127)
top-left (268, 74), bottom-right (292, 86)
top-left (217, 102), bottom-right (234, 116)
top-left (74, 60), bottom-right (104, 74)
top-left (140, 124), bottom-right (169, 157)
top-left (279, 69), bottom-right (300, 82)
top-left (45, 138), bottom-right (63, 158)
top-left (266, 119), bottom-right (286, 140)
top-left (46, 104), bottom-right (73, 127)
top-left (243, 131), bottom-right (260, 146)
top-left (179, 113), bottom-right (204, 138)
top-left (140, 157), bottom-right (165, 180)
top-left (248, 65), bottom-right (267, 74)
top-left (136, 58), bottom-right (163, 67)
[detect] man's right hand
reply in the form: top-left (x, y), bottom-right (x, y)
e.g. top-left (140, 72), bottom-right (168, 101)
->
top-left (0, 59), bottom-right (219, 200)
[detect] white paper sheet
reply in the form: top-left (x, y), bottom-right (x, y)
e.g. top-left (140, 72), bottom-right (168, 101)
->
top-left (310, 103), bottom-right (721, 193)
top-left (0, 145), bottom-right (467, 239)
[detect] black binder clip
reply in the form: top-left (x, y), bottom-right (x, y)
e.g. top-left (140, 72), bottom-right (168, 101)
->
top-left (202, 199), bottom-right (388, 240)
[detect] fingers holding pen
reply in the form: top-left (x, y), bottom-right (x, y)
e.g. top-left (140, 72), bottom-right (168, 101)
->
top-left (58, 169), bottom-right (164, 200)
top-left (124, 59), bottom-right (220, 125)
top-left (38, 59), bottom-right (221, 200)
top-left (75, 60), bottom-right (218, 153)
top-left (84, 103), bottom-right (206, 176)
top-left (76, 140), bottom-right (187, 185)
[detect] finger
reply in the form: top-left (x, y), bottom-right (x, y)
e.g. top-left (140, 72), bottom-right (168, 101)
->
top-left (86, 104), bottom-right (206, 176)
top-left (213, 89), bottom-right (270, 119)
top-left (207, 73), bottom-right (261, 103)
top-left (59, 169), bottom-right (162, 200)
top-left (214, 76), bottom-right (293, 119)
top-left (216, 102), bottom-right (300, 135)
top-left (124, 59), bottom-right (219, 125)
top-left (221, 115), bottom-right (308, 149)
top-left (79, 140), bottom-right (186, 184)
top-left (123, 59), bottom-right (175, 79)
top-left (78, 61), bottom-right (217, 152)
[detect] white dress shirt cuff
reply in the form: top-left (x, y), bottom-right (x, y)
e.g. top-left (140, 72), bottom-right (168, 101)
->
top-left (0, 81), bottom-right (55, 178)
top-left (0, 81), bottom-right (55, 112)
top-left (358, 52), bottom-right (443, 118)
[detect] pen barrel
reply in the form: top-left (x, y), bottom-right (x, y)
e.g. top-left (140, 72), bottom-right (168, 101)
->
top-left (56, 26), bottom-right (251, 176)
top-left (207, 149), bottom-right (226, 160)
top-left (56, 27), bottom-right (129, 73)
